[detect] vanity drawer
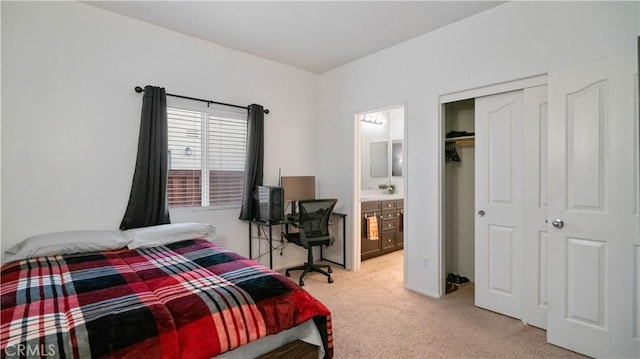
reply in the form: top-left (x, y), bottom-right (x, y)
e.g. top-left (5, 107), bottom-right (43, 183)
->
top-left (381, 231), bottom-right (395, 250)
top-left (381, 219), bottom-right (396, 232)
top-left (381, 201), bottom-right (396, 211)
top-left (381, 211), bottom-right (396, 221)
top-left (362, 201), bottom-right (381, 213)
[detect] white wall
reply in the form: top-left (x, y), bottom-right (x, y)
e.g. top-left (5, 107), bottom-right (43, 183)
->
top-left (389, 106), bottom-right (404, 193)
top-left (1, 1), bottom-right (318, 269)
top-left (317, 1), bottom-right (639, 297)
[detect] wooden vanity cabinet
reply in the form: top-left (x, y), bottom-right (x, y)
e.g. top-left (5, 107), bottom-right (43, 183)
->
top-left (380, 200), bottom-right (397, 251)
top-left (361, 201), bottom-right (381, 260)
top-left (396, 200), bottom-right (404, 249)
top-left (361, 199), bottom-right (404, 260)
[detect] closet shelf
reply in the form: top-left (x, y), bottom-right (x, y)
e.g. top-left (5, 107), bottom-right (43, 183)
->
top-left (445, 136), bottom-right (475, 146)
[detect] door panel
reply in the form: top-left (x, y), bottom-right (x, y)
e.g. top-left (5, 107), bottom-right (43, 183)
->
top-left (537, 233), bottom-right (547, 308)
top-left (567, 81), bottom-right (605, 210)
top-left (489, 107), bottom-right (515, 203)
top-left (547, 56), bottom-right (639, 358)
top-left (566, 237), bottom-right (605, 327)
top-left (488, 225), bottom-right (516, 294)
top-left (635, 245), bottom-right (640, 340)
top-left (475, 90), bottom-right (523, 319)
top-left (635, 74), bottom-right (639, 341)
top-left (522, 85), bottom-right (549, 329)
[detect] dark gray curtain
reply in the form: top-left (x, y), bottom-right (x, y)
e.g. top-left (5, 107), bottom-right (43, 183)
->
top-left (120, 86), bottom-right (171, 230)
top-left (239, 104), bottom-right (265, 220)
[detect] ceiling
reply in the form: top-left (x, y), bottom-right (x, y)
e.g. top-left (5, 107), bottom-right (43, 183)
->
top-left (86, 1), bottom-right (505, 74)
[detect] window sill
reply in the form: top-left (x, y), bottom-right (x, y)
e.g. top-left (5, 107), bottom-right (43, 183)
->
top-left (169, 204), bottom-right (240, 214)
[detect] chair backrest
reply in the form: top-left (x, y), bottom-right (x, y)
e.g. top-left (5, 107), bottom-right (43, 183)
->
top-left (297, 199), bottom-right (338, 243)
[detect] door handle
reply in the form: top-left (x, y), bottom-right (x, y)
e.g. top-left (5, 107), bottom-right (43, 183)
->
top-left (478, 210), bottom-right (486, 217)
top-left (551, 219), bottom-right (564, 229)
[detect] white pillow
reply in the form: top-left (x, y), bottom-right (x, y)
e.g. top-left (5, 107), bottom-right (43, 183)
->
top-left (124, 223), bottom-right (216, 249)
top-left (3, 230), bottom-right (130, 264)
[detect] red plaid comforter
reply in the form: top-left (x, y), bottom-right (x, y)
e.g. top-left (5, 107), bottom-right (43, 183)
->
top-left (0, 239), bottom-right (332, 358)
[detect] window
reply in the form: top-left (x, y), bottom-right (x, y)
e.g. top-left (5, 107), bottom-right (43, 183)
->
top-left (167, 98), bottom-right (247, 209)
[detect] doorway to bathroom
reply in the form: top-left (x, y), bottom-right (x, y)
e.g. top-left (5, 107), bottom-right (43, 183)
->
top-left (355, 104), bottom-right (406, 273)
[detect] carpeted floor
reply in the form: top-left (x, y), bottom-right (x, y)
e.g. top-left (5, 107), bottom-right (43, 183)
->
top-left (296, 250), bottom-right (587, 359)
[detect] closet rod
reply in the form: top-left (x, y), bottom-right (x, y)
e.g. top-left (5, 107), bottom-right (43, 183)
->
top-left (134, 86), bottom-right (269, 114)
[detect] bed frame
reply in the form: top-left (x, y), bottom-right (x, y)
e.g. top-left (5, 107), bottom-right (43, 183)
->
top-left (257, 340), bottom-right (319, 359)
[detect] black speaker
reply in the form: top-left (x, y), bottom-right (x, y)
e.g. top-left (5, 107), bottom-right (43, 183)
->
top-left (252, 185), bottom-right (284, 222)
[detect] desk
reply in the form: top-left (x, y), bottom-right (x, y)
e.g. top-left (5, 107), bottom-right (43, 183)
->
top-left (247, 213), bottom-right (347, 270)
top-left (248, 219), bottom-right (281, 269)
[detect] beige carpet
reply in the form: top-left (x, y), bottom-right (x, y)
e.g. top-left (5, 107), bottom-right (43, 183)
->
top-left (297, 250), bottom-right (587, 359)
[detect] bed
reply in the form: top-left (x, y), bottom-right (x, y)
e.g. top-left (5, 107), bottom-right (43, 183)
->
top-left (0, 224), bottom-right (332, 358)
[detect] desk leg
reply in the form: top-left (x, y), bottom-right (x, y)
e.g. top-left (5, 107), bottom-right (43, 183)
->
top-left (249, 221), bottom-right (253, 261)
top-left (342, 216), bottom-right (346, 268)
top-left (269, 224), bottom-right (273, 269)
top-left (249, 222), bottom-right (275, 269)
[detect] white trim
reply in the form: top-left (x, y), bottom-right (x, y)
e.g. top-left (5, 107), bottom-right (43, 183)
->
top-left (406, 284), bottom-right (441, 299)
top-left (439, 74), bottom-right (548, 104)
top-left (353, 111), bottom-right (362, 271)
top-left (437, 101), bottom-right (446, 298)
top-left (401, 100), bottom-right (409, 288)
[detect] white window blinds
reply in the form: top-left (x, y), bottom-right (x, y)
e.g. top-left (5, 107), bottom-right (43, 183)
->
top-left (167, 98), bottom-right (247, 209)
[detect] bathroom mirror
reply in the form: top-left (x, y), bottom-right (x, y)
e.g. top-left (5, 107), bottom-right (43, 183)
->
top-left (392, 140), bottom-right (403, 176)
top-left (370, 141), bottom-right (388, 177)
top-left (360, 106), bottom-right (404, 191)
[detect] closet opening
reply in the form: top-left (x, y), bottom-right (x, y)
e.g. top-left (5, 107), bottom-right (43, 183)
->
top-left (439, 74), bottom-right (549, 327)
top-left (443, 99), bottom-right (476, 295)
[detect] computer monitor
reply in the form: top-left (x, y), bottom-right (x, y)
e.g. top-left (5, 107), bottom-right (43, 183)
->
top-left (280, 176), bottom-right (315, 214)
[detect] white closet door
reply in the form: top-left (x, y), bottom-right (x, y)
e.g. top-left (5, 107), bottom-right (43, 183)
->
top-left (522, 85), bottom-right (549, 329)
top-left (475, 90), bottom-right (523, 319)
top-left (546, 56), bottom-right (639, 358)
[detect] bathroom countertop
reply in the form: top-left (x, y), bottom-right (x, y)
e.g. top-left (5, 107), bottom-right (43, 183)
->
top-left (359, 193), bottom-right (404, 202)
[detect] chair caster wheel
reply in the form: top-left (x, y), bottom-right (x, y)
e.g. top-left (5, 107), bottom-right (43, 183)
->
top-left (299, 280), bottom-right (305, 286)
top-left (328, 277), bottom-right (333, 283)
top-left (328, 267), bottom-right (333, 273)
top-left (285, 271), bottom-right (290, 277)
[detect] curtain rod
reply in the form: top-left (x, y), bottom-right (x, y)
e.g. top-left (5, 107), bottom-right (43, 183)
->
top-left (134, 86), bottom-right (269, 114)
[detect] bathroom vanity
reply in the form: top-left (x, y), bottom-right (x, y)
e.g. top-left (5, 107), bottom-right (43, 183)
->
top-left (361, 196), bottom-right (404, 260)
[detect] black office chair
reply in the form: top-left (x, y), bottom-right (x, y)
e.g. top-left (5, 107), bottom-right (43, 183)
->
top-left (284, 198), bottom-right (338, 286)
